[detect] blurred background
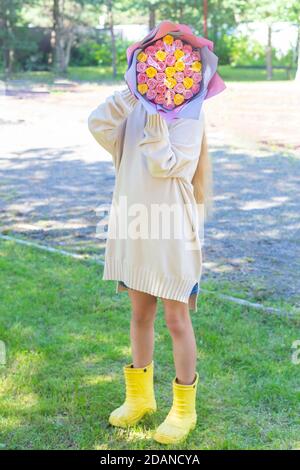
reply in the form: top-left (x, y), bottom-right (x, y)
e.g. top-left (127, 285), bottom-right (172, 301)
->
top-left (0, 0), bottom-right (299, 81)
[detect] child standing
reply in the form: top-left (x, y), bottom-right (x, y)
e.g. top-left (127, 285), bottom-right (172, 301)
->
top-left (88, 82), bottom-right (210, 444)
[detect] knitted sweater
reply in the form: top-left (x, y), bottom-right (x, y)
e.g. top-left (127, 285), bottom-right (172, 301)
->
top-left (88, 87), bottom-right (205, 312)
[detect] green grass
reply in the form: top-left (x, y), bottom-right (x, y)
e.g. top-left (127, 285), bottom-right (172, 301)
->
top-left (218, 65), bottom-right (296, 81)
top-left (0, 65), bottom-right (296, 84)
top-left (0, 239), bottom-right (299, 450)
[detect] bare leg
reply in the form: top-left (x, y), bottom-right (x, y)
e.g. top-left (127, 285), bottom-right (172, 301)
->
top-left (127, 288), bottom-right (157, 368)
top-left (162, 299), bottom-right (197, 385)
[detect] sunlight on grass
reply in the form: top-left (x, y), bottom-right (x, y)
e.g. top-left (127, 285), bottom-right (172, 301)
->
top-left (1, 65), bottom-right (296, 85)
top-left (0, 239), bottom-right (299, 450)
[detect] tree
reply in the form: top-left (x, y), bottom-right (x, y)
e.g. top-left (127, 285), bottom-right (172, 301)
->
top-left (282, 1), bottom-right (300, 81)
top-left (233, 0), bottom-right (283, 79)
top-left (52, 0), bottom-right (100, 74)
top-left (0, 0), bottom-right (33, 75)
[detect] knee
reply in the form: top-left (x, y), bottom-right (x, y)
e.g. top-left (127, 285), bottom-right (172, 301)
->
top-left (132, 308), bottom-right (156, 326)
top-left (164, 309), bottom-right (188, 336)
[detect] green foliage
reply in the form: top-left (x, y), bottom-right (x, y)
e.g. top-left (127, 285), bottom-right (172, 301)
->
top-left (225, 34), bottom-right (295, 68)
top-left (225, 34), bottom-right (266, 67)
top-left (70, 34), bottom-right (131, 68)
top-left (13, 27), bottom-right (51, 72)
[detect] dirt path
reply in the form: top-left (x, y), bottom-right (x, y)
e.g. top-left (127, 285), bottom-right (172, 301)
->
top-left (0, 81), bottom-right (299, 306)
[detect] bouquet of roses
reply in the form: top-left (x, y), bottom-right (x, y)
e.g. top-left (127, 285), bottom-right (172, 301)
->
top-left (125, 20), bottom-right (226, 122)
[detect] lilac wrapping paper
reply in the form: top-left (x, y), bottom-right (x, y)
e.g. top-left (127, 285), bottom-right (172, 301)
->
top-left (124, 20), bottom-right (226, 122)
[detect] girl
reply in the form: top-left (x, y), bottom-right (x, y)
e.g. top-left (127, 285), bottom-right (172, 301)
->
top-left (88, 81), bottom-right (211, 444)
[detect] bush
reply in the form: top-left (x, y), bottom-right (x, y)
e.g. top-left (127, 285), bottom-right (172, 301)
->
top-left (225, 33), bottom-right (295, 68)
top-left (70, 34), bottom-right (131, 68)
top-left (14, 27), bottom-right (51, 72)
top-left (224, 34), bottom-right (266, 67)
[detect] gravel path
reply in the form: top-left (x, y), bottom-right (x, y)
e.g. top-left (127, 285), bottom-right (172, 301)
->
top-left (0, 81), bottom-right (299, 307)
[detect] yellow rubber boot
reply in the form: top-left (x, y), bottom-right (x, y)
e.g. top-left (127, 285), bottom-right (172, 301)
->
top-left (109, 360), bottom-right (157, 427)
top-left (153, 372), bottom-right (199, 444)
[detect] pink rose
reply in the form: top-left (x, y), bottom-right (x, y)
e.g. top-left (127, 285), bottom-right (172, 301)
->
top-left (174, 39), bottom-right (183, 49)
top-left (156, 83), bottom-right (167, 94)
top-left (137, 72), bottom-right (147, 84)
top-left (182, 53), bottom-right (193, 65)
top-left (147, 78), bottom-right (157, 89)
top-left (154, 94), bottom-right (165, 104)
top-left (145, 45), bottom-right (156, 56)
top-left (165, 54), bottom-right (176, 66)
top-left (183, 89), bottom-right (193, 100)
top-left (191, 83), bottom-right (200, 94)
top-left (155, 39), bottom-right (164, 49)
top-left (137, 62), bottom-right (147, 72)
top-left (192, 72), bottom-right (202, 83)
top-left (146, 89), bottom-right (157, 100)
top-left (191, 51), bottom-right (201, 61)
top-left (174, 71), bottom-right (184, 82)
top-left (156, 61), bottom-right (166, 72)
top-left (184, 68), bottom-right (194, 77)
top-left (183, 44), bottom-right (193, 54)
top-left (174, 82), bottom-right (185, 94)
top-left (156, 72), bottom-right (166, 82)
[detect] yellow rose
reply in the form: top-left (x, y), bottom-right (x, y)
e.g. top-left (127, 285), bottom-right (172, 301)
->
top-left (164, 77), bottom-right (177, 89)
top-left (163, 34), bottom-right (174, 45)
top-left (183, 77), bottom-right (194, 89)
top-left (174, 93), bottom-right (184, 106)
top-left (145, 66), bottom-right (157, 78)
top-left (137, 51), bottom-right (148, 62)
top-left (174, 60), bottom-right (185, 72)
top-left (155, 50), bottom-right (167, 62)
top-left (165, 66), bottom-right (176, 78)
top-left (174, 49), bottom-right (184, 60)
top-left (137, 83), bottom-right (148, 95)
top-left (191, 61), bottom-right (202, 72)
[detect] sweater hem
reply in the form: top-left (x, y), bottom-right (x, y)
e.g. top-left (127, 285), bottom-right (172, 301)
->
top-left (115, 281), bottom-right (199, 313)
top-left (103, 257), bottom-right (199, 307)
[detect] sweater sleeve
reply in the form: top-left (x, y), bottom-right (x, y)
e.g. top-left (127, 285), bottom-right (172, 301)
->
top-left (88, 87), bottom-right (139, 169)
top-left (139, 111), bottom-right (205, 180)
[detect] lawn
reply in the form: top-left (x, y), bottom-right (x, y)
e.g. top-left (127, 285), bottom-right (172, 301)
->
top-left (0, 239), bottom-right (299, 450)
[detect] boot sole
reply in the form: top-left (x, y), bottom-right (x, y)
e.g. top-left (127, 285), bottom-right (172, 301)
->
top-left (153, 422), bottom-right (196, 445)
top-left (109, 406), bottom-right (157, 428)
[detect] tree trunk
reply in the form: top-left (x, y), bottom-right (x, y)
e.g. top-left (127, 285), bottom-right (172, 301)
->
top-left (149, 5), bottom-right (156, 30)
top-left (53, 0), bottom-right (67, 74)
top-left (64, 32), bottom-right (74, 72)
top-left (1, 12), bottom-right (14, 76)
top-left (107, 0), bottom-right (117, 78)
top-left (179, 6), bottom-right (184, 23)
top-left (295, 24), bottom-right (300, 82)
top-left (266, 24), bottom-right (273, 80)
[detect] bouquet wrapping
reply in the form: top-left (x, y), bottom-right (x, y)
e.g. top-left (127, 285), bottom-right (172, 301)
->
top-left (125, 20), bottom-right (226, 122)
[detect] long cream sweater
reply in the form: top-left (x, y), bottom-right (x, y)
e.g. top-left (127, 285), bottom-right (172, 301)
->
top-left (88, 87), bottom-right (205, 312)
